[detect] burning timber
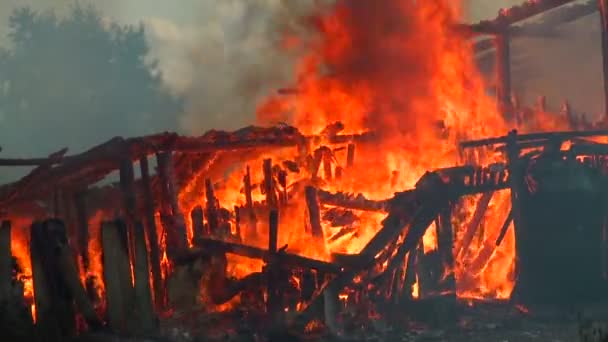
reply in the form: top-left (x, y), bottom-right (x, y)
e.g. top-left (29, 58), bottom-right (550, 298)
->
top-left (2, 120), bottom-right (608, 340)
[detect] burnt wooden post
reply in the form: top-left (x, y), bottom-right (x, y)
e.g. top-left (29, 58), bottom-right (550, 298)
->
top-left (119, 156), bottom-right (138, 269)
top-left (157, 152), bottom-right (188, 256)
top-left (305, 186), bottom-right (324, 238)
top-left (73, 191), bottom-right (90, 271)
top-left (0, 221), bottom-right (11, 302)
top-left (133, 222), bottom-right (156, 334)
top-left (139, 156), bottom-right (164, 309)
top-left (506, 130), bottom-right (527, 298)
top-left (205, 179), bottom-right (219, 235)
top-left (263, 159), bottom-right (276, 208)
top-left (191, 205), bottom-right (205, 241)
top-left (600, 0), bottom-right (608, 119)
top-left (323, 150), bottom-right (332, 181)
top-left (30, 221), bottom-right (76, 341)
top-left (346, 143), bottom-right (355, 168)
top-left (496, 29), bottom-right (512, 121)
top-left (243, 166), bottom-right (257, 236)
top-left (48, 220), bottom-right (102, 330)
top-left (101, 220), bottom-right (134, 333)
top-left (266, 209), bottom-right (282, 321)
top-left (436, 207), bottom-right (456, 294)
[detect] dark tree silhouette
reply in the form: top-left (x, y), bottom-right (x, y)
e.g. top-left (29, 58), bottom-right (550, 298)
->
top-left (0, 4), bottom-right (182, 159)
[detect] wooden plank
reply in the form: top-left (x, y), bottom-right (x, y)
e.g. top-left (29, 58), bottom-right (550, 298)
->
top-left (495, 209), bottom-right (514, 246)
top-left (305, 186), bottom-right (324, 238)
top-left (263, 159), bottom-right (276, 208)
top-left (101, 220), bottom-right (134, 333)
top-left (436, 207), bottom-right (456, 294)
top-left (132, 221), bottom-right (157, 334)
top-left (139, 156), bottom-right (164, 310)
top-left (454, 191), bottom-right (494, 259)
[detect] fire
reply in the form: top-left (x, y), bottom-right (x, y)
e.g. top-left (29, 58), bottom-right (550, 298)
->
top-left (176, 0), bottom-right (582, 304)
top-left (9, 218), bottom-right (34, 320)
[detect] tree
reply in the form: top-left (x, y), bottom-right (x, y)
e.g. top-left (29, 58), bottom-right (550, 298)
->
top-left (0, 4), bottom-right (182, 161)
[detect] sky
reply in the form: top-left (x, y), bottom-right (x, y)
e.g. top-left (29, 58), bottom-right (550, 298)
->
top-left (0, 0), bottom-right (602, 158)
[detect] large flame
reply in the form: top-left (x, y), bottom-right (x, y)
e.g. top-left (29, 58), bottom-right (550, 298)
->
top-left (256, 0), bottom-right (513, 298)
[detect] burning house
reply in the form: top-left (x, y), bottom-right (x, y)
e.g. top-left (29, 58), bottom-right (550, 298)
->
top-left (2, 0), bottom-right (608, 341)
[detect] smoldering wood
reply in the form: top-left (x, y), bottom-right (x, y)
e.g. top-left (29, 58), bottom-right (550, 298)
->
top-left (101, 220), bottom-right (134, 333)
top-left (305, 186), bottom-right (324, 238)
top-left (454, 191), bottom-right (494, 259)
top-left (139, 156), bottom-right (164, 310)
top-left (335, 166), bottom-right (343, 180)
top-left (132, 222), bottom-right (157, 334)
top-left (30, 220), bottom-right (76, 341)
top-left (0, 221), bottom-right (11, 302)
top-left (268, 209), bottom-right (279, 254)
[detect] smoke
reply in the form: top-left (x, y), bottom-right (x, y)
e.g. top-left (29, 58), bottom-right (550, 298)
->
top-left (143, 0), bottom-right (326, 133)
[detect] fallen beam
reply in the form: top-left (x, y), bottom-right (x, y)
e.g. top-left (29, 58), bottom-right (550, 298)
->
top-left (186, 238), bottom-right (341, 274)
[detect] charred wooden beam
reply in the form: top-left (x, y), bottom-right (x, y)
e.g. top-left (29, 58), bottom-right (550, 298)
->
top-left (101, 220), bottom-right (134, 333)
top-left (139, 156), bottom-right (164, 309)
top-left (305, 186), bottom-right (324, 238)
top-left (317, 189), bottom-right (389, 212)
top-left (0, 221), bottom-right (11, 302)
top-left (132, 222), bottom-right (157, 334)
top-left (454, 191), bottom-right (494, 259)
top-left (187, 238), bottom-right (341, 273)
